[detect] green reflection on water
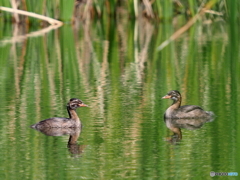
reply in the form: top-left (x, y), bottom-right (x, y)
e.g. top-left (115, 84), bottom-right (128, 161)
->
top-left (0, 19), bottom-right (239, 179)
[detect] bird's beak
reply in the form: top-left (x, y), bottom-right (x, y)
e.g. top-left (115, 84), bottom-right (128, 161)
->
top-left (79, 103), bottom-right (88, 107)
top-left (162, 95), bottom-right (171, 99)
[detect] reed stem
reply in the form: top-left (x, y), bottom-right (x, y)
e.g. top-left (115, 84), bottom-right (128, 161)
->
top-left (0, 6), bottom-right (63, 25)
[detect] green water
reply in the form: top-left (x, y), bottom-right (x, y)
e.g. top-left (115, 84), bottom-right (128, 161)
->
top-left (0, 19), bottom-right (239, 180)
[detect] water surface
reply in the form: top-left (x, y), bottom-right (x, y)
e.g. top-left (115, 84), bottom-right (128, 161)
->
top-left (0, 19), bottom-right (239, 179)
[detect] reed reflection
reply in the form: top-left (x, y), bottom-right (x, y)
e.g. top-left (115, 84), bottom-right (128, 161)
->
top-left (164, 117), bottom-right (215, 143)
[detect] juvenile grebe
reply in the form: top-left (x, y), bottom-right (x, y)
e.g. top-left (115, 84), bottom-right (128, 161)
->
top-left (31, 98), bottom-right (87, 128)
top-left (162, 90), bottom-right (214, 119)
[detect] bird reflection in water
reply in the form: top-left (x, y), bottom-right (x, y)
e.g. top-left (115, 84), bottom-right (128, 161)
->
top-left (30, 98), bottom-right (87, 155)
top-left (31, 125), bottom-right (86, 155)
top-left (162, 90), bottom-right (215, 144)
top-left (164, 117), bottom-right (215, 144)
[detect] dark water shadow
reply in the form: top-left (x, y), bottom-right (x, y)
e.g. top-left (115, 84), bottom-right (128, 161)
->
top-left (164, 117), bottom-right (215, 144)
top-left (31, 125), bottom-right (86, 155)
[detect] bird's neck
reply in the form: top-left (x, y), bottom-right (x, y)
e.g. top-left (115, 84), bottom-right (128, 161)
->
top-left (67, 107), bottom-right (80, 120)
top-left (171, 98), bottom-right (181, 109)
